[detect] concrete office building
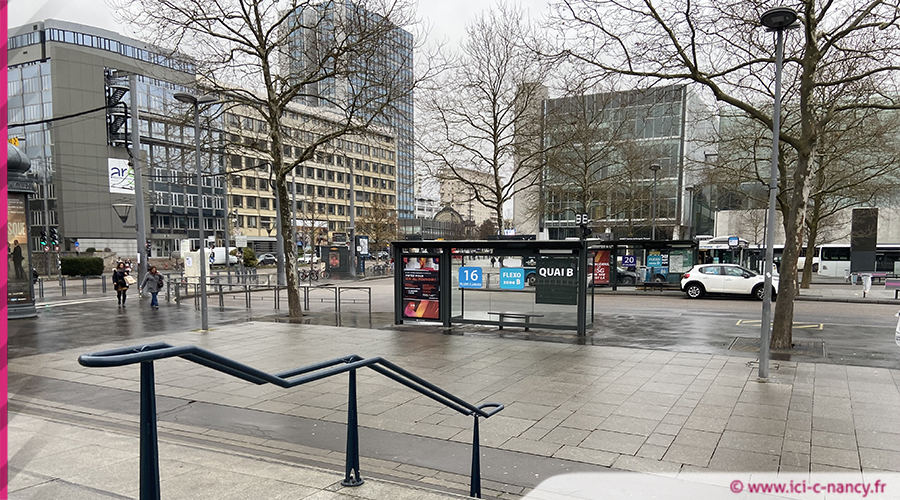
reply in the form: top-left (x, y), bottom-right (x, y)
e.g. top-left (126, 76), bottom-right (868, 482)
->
top-left (8, 19), bottom-right (225, 259)
top-left (284, 1), bottom-right (414, 219)
top-left (8, 19), bottom-right (399, 260)
top-left (514, 84), bottom-right (715, 240)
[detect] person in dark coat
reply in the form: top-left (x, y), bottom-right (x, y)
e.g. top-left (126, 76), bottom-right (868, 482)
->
top-left (112, 262), bottom-right (130, 307)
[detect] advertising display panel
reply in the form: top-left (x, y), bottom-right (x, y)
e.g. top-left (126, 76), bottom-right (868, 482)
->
top-left (402, 256), bottom-right (440, 320)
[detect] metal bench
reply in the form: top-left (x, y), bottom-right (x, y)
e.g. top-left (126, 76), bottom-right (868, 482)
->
top-left (885, 278), bottom-right (900, 299)
top-left (487, 312), bottom-right (544, 331)
top-left (640, 282), bottom-right (681, 292)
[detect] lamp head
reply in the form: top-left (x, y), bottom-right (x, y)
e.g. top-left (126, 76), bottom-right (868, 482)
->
top-left (650, 163), bottom-right (661, 171)
top-left (761, 7), bottom-right (798, 30)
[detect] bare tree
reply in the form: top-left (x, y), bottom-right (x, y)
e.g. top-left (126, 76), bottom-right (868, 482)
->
top-left (550, 0), bottom-right (900, 348)
top-left (113, 0), bottom-right (423, 317)
top-left (355, 193), bottom-right (399, 256)
top-left (418, 3), bottom-right (552, 230)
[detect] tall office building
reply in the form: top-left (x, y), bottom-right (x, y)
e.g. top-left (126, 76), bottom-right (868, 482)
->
top-left (514, 84), bottom-right (714, 240)
top-left (284, 1), bottom-right (414, 219)
top-left (8, 19), bottom-right (226, 258)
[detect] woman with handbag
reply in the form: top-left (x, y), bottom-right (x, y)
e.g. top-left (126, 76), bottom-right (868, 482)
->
top-left (140, 266), bottom-right (164, 309)
top-left (112, 262), bottom-right (132, 307)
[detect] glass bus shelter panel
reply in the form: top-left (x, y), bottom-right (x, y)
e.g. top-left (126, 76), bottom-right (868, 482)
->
top-left (453, 253), bottom-right (580, 330)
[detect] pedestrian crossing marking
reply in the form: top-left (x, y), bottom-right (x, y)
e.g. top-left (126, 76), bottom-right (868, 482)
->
top-left (736, 319), bottom-right (823, 330)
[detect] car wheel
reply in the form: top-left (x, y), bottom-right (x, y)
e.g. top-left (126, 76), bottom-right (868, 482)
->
top-left (621, 276), bottom-right (635, 285)
top-left (812, 263), bottom-right (819, 272)
top-left (527, 274), bottom-right (536, 286)
top-left (685, 283), bottom-right (704, 299)
top-left (753, 285), bottom-right (777, 301)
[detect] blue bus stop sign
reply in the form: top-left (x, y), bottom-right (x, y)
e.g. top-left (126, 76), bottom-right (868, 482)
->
top-left (459, 267), bottom-right (483, 288)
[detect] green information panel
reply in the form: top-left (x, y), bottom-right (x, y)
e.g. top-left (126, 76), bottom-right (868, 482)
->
top-left (535, 255), bottom-right (579, 305)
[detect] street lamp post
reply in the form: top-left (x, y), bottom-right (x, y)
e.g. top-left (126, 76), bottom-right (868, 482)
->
top-left (650, 163), bottom-right (661, 240)
top-left (758, 6), bottom-right (798, 380)
top-left (174, 92), bottom-right (217, 331)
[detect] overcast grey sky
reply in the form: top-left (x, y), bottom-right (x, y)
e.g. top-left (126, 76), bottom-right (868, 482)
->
top-left (9, 0), bottom-right (553, 49)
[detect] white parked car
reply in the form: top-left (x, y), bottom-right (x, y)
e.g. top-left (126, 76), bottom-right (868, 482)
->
top-left (680, 264), bottom-right (778, 300)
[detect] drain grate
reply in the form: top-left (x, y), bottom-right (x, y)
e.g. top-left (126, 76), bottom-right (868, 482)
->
top-left (728, 337), bottom-right (826, 357)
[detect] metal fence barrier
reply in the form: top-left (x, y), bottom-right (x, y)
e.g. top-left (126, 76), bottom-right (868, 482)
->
top-left (79, 342), bottom-right (503, 499)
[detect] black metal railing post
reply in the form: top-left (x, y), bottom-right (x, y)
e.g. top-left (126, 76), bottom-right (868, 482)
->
top-left (341, 369), bottom-right (363, 487)
top-left (38, 279), bottom-right (44, 298)
top-left (140, 361), bottom-right (161, 500)
top-left (470, 416), bottom-right (481, 498)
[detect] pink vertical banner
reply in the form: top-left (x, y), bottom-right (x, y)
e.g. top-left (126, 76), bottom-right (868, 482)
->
top-left (1, 1), bottom-right (9, 498)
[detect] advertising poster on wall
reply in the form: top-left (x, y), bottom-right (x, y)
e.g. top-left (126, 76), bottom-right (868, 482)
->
top-left (7, 194), bottom-right (33, 305)
top-left (402, 256), bottom-right (440, 320)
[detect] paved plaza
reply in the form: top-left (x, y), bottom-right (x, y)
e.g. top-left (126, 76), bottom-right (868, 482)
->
top-left (9, 316), bottom-right (900, 498)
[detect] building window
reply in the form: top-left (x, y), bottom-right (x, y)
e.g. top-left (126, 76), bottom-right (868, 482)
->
top-left (231, 175), bottom-right (242, 188)
top-left (246, 196), bottom-right (257, 209)
top-left (232, 195), bottom-right (243, 208)
top-left (246, 216), bottom-right (258, 228)
top-left (260, 198), bottom-right (269, 210)
top-left (245, 177), bottom-right (256, 190)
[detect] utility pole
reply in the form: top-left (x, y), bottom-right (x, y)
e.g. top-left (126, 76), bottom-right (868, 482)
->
top-left (348, 161), bottom-right (357, 278)
top-left (130, 74), bottom-right (148, 285)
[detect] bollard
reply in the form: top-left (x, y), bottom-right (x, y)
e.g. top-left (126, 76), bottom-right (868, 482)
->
top-left (38, 279), bottom-right (44, 298)
top-left (61, 277), bottom-right (66, 296)
top-left (174, 281), bottom-right (180, 303)
top-left (245, 284), bottom-right (251, 308)
top-left (219, 284), bottom-right (224, 308)
top-left (274, 286), bottom-right (280, 310)
top-left (83, 276), bottom-right (88, 294)
top-left (102, 276), bottom-right (107, 293)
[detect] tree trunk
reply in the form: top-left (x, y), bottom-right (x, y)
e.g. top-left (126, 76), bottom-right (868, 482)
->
top-left (276, 171), bottom-right (303, 317)
top-left (772, 155), bottom-right (812, 349)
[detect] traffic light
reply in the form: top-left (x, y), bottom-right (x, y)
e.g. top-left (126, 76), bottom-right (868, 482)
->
top-left (49, 227), bottom-right (59, 246)
top-left (40, 230), bottom-right (47, 247)
top-left (146, 240), bottom-right (152, 257)
top-left (582, 225), bottom-right (593, 239)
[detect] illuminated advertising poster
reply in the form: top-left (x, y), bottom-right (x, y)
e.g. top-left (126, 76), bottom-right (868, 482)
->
top-left (591, 250), bottom-right (610, 285)
top-left (7, 194), bottom-right (33, 305)
top-left (402, 256), bottom-right (440, 320)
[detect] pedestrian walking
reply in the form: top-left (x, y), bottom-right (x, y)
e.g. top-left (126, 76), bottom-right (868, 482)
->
top-left (140, 266), bottom-right (164, 309)
top-left (490, 257), bottom-right (496, 267)
top-left (112, 262), bottom-right (131, 307)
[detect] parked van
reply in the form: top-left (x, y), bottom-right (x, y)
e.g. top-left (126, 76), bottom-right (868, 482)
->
top-left (211, 246), bottom-right (239, 265)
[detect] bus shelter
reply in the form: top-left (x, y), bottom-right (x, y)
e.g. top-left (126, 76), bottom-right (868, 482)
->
top-left (587, 239), bottom-right (698, 289)
top-left (392, 239), bottom-right (595, 335)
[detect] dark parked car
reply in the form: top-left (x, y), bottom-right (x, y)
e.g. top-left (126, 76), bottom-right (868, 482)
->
top-left (615, 267), bottom-right (641, 285)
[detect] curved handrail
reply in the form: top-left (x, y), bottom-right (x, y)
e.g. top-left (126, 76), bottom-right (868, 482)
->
top-left (79, 343), bottom-right (504, 418)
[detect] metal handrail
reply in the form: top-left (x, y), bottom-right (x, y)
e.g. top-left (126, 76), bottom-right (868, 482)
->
top-left (78, 342), bottom-right (503, 499)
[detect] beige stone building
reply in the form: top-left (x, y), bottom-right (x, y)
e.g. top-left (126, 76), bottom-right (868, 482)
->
top-left (438, 167), bottom-right (496, 228)
top-left (225, 105), bottom-right (397, 254)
